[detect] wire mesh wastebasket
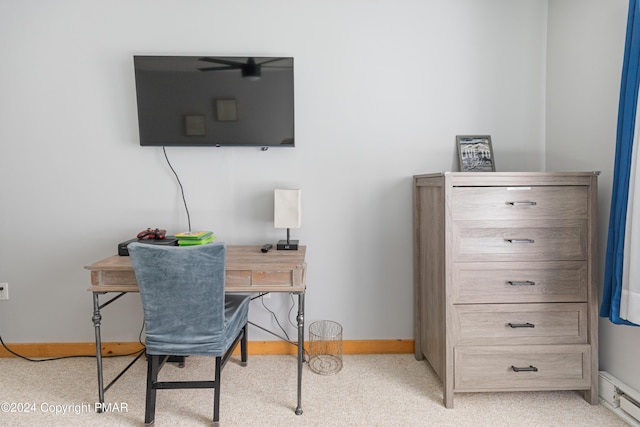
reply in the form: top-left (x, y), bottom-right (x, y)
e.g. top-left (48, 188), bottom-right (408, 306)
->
top-left (308, 320), bottom-right (343, 375)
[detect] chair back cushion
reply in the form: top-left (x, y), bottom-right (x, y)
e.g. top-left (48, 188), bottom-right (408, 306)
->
top-left (128, 242), bottom-right (230, 356)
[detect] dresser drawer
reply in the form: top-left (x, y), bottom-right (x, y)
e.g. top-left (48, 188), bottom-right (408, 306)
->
top-left (454, 345), bottom-right (591, 391)
top-left (452, 303), bottom-right (587, 345)
top-left (452, 219), bottom-right (587, 262)
top-left (451, 186), bottom-right (588, 221)
top-left (451, 261), bottom-right (587, 303)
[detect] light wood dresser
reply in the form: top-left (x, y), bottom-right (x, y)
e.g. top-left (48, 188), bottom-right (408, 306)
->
top-left (412, 172), bottom-right (599, 408)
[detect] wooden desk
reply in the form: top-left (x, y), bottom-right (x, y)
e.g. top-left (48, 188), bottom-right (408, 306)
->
top-left (85, 245), bottom-right (307, 415)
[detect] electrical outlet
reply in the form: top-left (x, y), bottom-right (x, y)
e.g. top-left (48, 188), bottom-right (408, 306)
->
top-left (0, 283), bottom-right (8, 300)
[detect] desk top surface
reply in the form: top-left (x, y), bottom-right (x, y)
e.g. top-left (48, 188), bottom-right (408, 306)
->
top-left (85, 245), bottom-right (307, 293)
top-left (86, 245), bottom-right (306, 271)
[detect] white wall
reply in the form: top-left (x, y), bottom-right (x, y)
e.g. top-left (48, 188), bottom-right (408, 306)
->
top-left (0, 0), bottom-right (547, 344)
top-left (546, 0), bottom-right (640, 392)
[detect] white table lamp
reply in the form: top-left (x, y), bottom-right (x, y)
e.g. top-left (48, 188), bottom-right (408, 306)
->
top-left (274, 189), bottom-right (301, 250)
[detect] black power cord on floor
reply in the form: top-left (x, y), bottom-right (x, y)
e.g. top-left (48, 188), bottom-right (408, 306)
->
top-left (0, 323), bottom-right (146, 362)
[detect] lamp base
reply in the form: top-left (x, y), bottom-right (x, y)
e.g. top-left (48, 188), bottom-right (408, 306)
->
top-left (277, 240), bottom-right (299, 250)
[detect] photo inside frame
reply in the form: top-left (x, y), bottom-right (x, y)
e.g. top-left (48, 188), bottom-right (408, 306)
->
top-left (457, 136), bottom-right (494, 172)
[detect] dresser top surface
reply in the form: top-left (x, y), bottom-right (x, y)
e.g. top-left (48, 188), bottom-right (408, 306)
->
top-left (414, 171), bottom-right (600, 187)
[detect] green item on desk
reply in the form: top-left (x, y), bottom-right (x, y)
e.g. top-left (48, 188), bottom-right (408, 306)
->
top-left (178, 236), bottom-right (215, 246)
top-left (175, 230), bottom-right (214, 240)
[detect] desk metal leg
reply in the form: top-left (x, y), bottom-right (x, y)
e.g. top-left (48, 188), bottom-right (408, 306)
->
top-left (295, 291), bottom-right (305, 415)
top-left (92, 291), bottom-right (137, 412)
top-left (92, 293), bottom-right (105, 411)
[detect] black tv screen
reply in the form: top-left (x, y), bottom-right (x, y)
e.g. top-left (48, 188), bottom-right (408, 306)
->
top-left (133, 56), bottom-right (294, 147)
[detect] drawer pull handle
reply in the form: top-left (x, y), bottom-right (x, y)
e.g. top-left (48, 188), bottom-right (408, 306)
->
top-left (505, 239), bottom-right (535, 244)
top-left (507, 280), bottom-right (536, 286)
top-left (511, 365), bottom-right (538, 372)
top-left (508, 322), bottom-right (535, 328)
top-left (506, 201), bottom-right (537, 206)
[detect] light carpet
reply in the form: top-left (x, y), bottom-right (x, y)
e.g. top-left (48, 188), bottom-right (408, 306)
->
top-left (0, 353), bottom-right (628, 426)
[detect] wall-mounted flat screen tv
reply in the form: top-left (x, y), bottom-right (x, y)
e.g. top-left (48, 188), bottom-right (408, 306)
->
top-left (133, 56), bottom-right (294, 147)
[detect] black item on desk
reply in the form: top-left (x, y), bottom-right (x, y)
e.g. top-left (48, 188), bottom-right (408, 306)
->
top-left (118, 237), bottom-right (178, 256)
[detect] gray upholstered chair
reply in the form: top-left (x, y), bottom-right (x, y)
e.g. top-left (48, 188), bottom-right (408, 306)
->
top-left (128, 242), bottom-right (249, 426)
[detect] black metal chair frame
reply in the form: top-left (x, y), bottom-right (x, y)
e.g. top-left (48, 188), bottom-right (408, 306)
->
top-left (144, 323), bottom-right (248, 426)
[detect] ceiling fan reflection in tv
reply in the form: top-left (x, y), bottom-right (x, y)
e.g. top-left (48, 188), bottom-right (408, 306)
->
top-left (197, 57), bottom-right (290, 81)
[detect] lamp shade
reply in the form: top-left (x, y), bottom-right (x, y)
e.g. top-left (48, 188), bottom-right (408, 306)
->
top-left (274, 189), bottom-right (301, 229)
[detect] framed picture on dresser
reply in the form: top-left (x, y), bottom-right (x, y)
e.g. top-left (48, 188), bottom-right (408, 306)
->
top-left (456, 135), bottom-right (495, 172)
